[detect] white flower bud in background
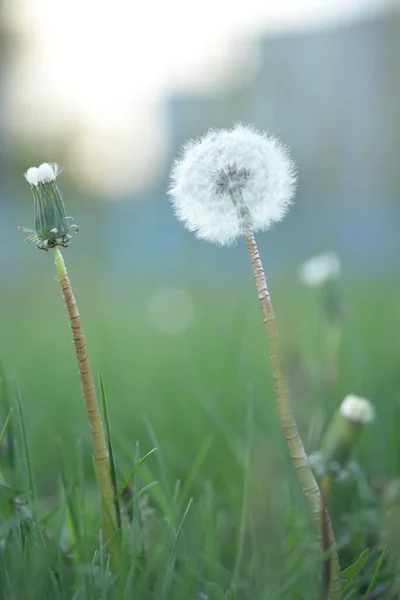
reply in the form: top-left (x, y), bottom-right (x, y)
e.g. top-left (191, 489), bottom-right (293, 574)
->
top-left (340, 394), bottom-right (375, 424)
top-left (298, 251), bottom-right (341, 287)
top-left (317, 393), bottom-right (375, 474)
top-left (169, 124), bottom-right (297, 246)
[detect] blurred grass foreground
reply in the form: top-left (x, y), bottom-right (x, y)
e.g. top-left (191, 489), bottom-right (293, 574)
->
top-left (1, 194), bottom-right (400, 598)
top-left (2, 261), bottom-right (400, 598)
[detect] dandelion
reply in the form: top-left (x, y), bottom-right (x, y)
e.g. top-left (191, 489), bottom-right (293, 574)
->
top-left (19, 163), bottom-right (78, 250)
top-left (340, 394), bottom-right (375, 424)
top-left (170, 124), bottom-right (297, 246)
top-left (21, 164), bottom-right (118, 564)
top-left (169, 124), bottom-right (342, 598)
top-left (298, 251), bottom-right (341, 287)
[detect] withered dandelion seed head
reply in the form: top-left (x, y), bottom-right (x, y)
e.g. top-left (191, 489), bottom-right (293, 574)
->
top-left (20, 163), bottom-right (78, 251)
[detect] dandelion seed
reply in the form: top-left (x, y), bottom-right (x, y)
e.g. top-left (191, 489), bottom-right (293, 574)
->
top-left (169, 124), bottom-right (297, 246)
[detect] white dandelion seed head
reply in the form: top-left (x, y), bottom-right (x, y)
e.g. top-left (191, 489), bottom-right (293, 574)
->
top-left (340, 394), bottom-right (375, 424)
top-left (24, 162), bottom-right (61, 186)
top-left (298, 251), bottom-right (341, 287)
top-left (169, 124), bottom-right (297, 246)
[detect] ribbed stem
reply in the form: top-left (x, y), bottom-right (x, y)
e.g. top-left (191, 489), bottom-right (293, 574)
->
top-left (244, 229), bottom-right (342, 599)
top-left (53, 247), bottom-right (117, 559)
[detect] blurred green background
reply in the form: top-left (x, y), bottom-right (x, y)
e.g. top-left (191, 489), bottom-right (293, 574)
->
top-left (0, 0), bottom-right (399, 554)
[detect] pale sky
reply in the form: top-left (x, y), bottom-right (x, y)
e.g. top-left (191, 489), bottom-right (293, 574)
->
top-left (2, 0), bottom-right (391, 195)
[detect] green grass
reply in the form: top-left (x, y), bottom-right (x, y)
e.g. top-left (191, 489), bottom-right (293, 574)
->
top-left (0, 272), bottom-right (399, 598)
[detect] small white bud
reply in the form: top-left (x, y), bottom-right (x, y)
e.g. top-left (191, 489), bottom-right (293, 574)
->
top-left (169, 124), bottom-right (297, 246)
top-left (340, 394), bottom-right (375, 424)
top-left (24, 167), bottom-right (40, 186)
top-left (24, 162), bottom-right (61, 186)
top-left (298, 251), bottom-right (341, 287)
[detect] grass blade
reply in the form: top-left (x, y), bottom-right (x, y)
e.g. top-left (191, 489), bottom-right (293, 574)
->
top-left (363, 546), bottom-right (387, 598)
top-left (0, 408), bottom-right (13, 453)
top-left (98, 371), bottom-right (121, 533)
top-left (13, 379), bottom-right (36, 514)
top-left (117, 447), bottom-right (158, 499)
top-left (161, 497), bottom-right (194, 600)
top-left (0, 362), bottom-right (15, 470)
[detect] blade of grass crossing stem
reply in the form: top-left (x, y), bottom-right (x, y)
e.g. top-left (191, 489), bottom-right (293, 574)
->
top-left (161, 497), bottom-right (194, 600)
top-left (363, 546), bottom-right (387, 598)
top-left (13, 380), bottom-right (36, 515)
top-left (98, 371), bottom-right (121, 533)
top-left (232, 394), bottom-right (253, 586)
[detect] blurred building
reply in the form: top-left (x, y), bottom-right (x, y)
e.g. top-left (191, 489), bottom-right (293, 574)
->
top-left (0, 8), bottom-right (399, 282)
top-left (108, 10), bottom-right (400, 280)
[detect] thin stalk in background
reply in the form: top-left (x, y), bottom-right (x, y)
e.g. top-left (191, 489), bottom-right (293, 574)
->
top-left (244, 228), bottom-right (342, 599)
top-left (298, 252), bottom-right (342, 388)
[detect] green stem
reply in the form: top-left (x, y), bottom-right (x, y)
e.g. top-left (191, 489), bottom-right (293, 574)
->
top-left (53, 246), bottom-right (118, 564)
top-left (244, 229), bottom-right (342, 599)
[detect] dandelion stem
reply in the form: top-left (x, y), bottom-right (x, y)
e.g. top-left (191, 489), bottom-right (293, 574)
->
top-left (53, 246), bottom-right (118, 563)
top-left (244, 228), bottom-right (342, 599)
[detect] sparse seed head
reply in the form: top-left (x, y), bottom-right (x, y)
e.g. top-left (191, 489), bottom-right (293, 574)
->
top-left (20, 163), bottom-right (78, 251)
top-left (169, 124), bottom-right (297, 246)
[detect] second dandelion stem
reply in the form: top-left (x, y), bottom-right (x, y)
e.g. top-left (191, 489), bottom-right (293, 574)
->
top-left (53, 246), bottom-right (118, 560)
top-left (244, 228), bottom-right (342, 599)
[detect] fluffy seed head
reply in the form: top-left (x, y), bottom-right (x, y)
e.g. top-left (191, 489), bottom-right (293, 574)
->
top-left (298, 251), bottom-right (341, 287)
top-left (340, 394), bottom-right (375, 424)
top-left (24, 162), bottom-right (61, 186)
top-left (169, 124), bottom-right (297, 246)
